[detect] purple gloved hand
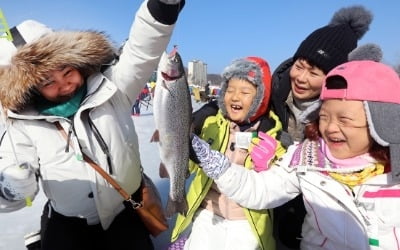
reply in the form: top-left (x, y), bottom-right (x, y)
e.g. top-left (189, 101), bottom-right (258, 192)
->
top-left (249, 131), bottom-right (277, 172)
top-left (191, 134), bottom-right (230, 179)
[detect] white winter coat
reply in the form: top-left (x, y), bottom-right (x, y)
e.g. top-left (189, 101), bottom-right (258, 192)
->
top-left (0, 1), bottom-right (175, 229)
top-left (215, 145), bottom-right (400, 250)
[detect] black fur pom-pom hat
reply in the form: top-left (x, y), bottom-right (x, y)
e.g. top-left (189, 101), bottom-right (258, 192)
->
top-left (294, 5), bottom-right (373, 74)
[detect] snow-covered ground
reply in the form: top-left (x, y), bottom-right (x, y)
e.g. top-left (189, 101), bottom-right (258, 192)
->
top-left (0, 96), bottom-right (205, 250)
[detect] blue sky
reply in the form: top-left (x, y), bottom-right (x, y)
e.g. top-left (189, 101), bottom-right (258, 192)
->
top-left (1, 1), bottom-right (400, 74)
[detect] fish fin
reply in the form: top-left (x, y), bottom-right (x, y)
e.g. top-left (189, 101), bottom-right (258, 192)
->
top-left (150, 130), bottom-right (159, 142)
top-left (159, 163), bottom-right (169, 178)
top-left (161, 81), bottom-right (166, 89)
top-left (165, 196), bottom-right (188, 218)
top-left (185, 169), bottom-right (190, 179)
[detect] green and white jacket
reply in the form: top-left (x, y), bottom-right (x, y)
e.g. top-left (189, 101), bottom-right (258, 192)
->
top-left (171, 110), bottom-right (285, 250)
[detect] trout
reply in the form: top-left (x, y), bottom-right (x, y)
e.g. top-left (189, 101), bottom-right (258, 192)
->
top-left (151, 47), bottom-right (191, 217)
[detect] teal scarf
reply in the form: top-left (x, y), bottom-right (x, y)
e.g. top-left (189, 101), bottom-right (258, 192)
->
top-left (36, 84), bottom-right (87, 118)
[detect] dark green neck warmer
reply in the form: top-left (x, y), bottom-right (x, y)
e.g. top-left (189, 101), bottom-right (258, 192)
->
top-left (35, 84), bottom-right (87, 118)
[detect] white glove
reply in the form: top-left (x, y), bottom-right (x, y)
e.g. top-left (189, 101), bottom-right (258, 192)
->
top-left (159, 0), bottom-right (182, 4)
top-left (0, 162), bottom-right (38, 202)
top-left (191, 134), bottom-right (230, 179)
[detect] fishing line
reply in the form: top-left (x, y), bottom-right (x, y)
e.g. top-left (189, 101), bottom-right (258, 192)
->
top-left (0, 102), bottom-right (32, 206)
top-left (0, 102), bottom-right (20, 166)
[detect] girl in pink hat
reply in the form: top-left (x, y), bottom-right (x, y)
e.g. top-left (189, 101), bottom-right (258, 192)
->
top-left (190, 60), bottom-right (400, 249)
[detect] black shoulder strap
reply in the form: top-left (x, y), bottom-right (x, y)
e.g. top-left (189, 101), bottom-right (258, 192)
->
top-left (10, 26), bottom-right (26, 47)
top-left (258, 114), bottom-right (293, 148)
top-left (258, 114), bottom-right (275, 133)
top-left (192, 100), bottom-right (219, 135)
top-left (100, 54), bottom-right (119, 73)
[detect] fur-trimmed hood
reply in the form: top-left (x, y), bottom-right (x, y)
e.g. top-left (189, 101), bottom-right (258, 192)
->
top-left (218, 57), bottom-right (272, 123)
top-left (0, 31), bottom-right (116, 111)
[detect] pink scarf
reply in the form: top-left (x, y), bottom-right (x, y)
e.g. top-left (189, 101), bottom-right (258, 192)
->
top-left (320, 138), bottom-right (374, 169)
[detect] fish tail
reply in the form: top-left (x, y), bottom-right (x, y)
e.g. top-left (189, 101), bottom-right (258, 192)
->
top-left (165, 196), bottom-right (188, 218)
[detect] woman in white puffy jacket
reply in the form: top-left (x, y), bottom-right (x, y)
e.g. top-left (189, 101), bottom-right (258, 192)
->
top-left (0, 1), bottom-right (184, 249)
top-left (190, 60), bottom-right (400, 250)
